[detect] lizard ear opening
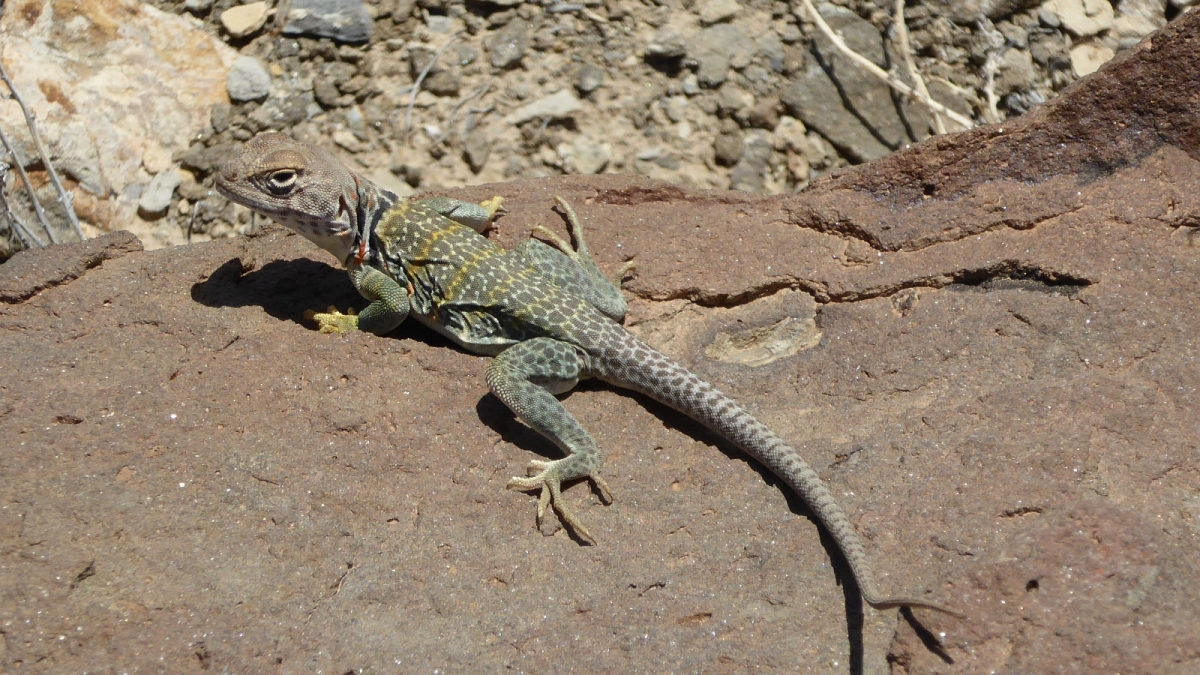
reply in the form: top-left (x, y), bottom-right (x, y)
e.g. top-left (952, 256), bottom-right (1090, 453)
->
top-left (266, 169), bottom-right (298, 195)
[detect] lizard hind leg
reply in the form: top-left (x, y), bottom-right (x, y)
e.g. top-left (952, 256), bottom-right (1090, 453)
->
top-left (486, 337), bottom-right (613, 544)
top-left (514, 196), bottom-right (631, 321)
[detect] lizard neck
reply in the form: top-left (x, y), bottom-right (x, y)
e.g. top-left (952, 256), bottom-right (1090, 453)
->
top-left (306, 171), bottom-right (399, 268)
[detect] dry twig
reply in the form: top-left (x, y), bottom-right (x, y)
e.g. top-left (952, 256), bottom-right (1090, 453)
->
top-left (799, 0), bottom-right (974, 130)
top-left (0, 57), bottom-right (84, 240)
top-left (976, 18), bottom-right (1005, 124)
top-left (433, 82), bottom-right (493, 146)
top-left (0, 123), bottom-right (56, 244)
top-left (893, 0), bottom-right (946, 134)
top-left (404, 34), bottom-right (461, 137)
top-left (0, 164), bottom-right (45, 247)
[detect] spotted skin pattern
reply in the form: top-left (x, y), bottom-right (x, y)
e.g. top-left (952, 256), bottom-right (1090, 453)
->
top-left (216, 133), bottom-right (961, 617)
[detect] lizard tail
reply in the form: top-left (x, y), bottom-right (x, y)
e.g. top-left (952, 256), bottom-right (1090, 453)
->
top-left (591, 329), bottom-right (962, 617)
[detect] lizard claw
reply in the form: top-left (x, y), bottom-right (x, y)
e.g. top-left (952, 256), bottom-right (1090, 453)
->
top-left (530, 225), bottom-right (575, 258)
top-left (507, 458), bottom-right (613, 545)
top-left (304, 306), bottom-right (360, 334)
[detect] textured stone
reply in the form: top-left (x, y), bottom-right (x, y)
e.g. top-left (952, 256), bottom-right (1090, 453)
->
top-left (220, 1), bottom-right (269, 38)
top-left (1070, 41), bottom-right (1115, 76)
top-left (575, 64), bottom-right (605, 93)
top-left (686, 23), bottom-right (754, 86)
top-left (226, 56), bottom-right (272, 102)
top-left (728, 130), bottom-right (771, 192)
top-left (283, 0), bottom-right (373, 43)
top-left (503, 90), bottom-right (583, 125)
top-left (780, 5), bottom-right (930, 162)
top-left (137, 169), bottom-right (182, 217)
top-left (697, 0), bottom-right (740, 25)
top-left (926, 0), bottom-right (1042, 24)
top-left (0, 0), bottom-right (236, 242)
top-left (645, 27), bottom-right (687, 58)
top-left (487, 18), bottom-right (529, 69)
top-left (570, 138), bottom-right (611, 175)
top-left (1043, 0), bottom-right (1115, 37)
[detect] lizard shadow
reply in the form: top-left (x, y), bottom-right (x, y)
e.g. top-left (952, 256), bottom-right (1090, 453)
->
top-left (191, 257), bottom-right (360, 327)
top-left (190, 257), bottom-right (467, 350)
top-left (478, 381), bottom-right (959, 674)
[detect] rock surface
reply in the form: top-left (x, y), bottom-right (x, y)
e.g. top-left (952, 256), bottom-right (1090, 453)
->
top-left (2, 14), bottom-right (1200, 675)
top-left (0, 0), bottom-right (237, 245)
top-left (282, 0), bottom-right (373, 43)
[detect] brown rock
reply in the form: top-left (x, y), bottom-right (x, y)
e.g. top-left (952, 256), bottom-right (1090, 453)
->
top-left (2, 10), bottom-right (1200, 674)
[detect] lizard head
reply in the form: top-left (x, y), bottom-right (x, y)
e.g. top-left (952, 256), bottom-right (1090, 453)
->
top-left (215, 132), bottom-right (361, 245)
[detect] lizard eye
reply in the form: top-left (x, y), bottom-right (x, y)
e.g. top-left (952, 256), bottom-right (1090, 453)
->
top-left (266, 169), bottom-right (298, 195)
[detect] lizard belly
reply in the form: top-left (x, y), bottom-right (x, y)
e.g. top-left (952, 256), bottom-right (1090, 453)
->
top-left (409, 307), bottom-right (519, 356)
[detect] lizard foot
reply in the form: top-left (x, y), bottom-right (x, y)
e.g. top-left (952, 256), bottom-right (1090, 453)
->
top-left (507, 458), bottom-right (613, 545)
top-left (303, 305), bottom-right (360, 334)
top-left (479, 196), bottom-right (506, 221)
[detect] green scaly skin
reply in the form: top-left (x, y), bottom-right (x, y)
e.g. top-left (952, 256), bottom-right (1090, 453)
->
top-left (215, 132), bottom-right (962, 618)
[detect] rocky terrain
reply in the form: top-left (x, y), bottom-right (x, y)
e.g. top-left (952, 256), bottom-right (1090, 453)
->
top-left (0, 0), bottom-right (1190, 255)
top-left (1, 7), bottom-right (1199, 674)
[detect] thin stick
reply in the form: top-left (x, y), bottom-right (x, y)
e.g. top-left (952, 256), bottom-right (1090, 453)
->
top-left (433, 82), bottom-right (492, 146)
top-left (799, 0), bottom-right (973, 130)
top-left (404, 33), bottom-right (461, 137)
top-left (976, 19), bottom-right (1003, 125)
top-left (0, 123), bottom-right (56, 244)
top-left (187, 200), bottom-right (200, 243)
top-left (462, 104), bottom-right (494, 136)
top-left (0, 57), bottom-right (84, 240)
top-left (894, 0), bottom-right (945, 134)
top-left (0, 165), bottom-right (45, 247)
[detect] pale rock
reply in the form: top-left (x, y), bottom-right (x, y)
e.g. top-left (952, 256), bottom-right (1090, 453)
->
top-left (1044, 0), bottom-right (1115, 37)
top-left (1116, 0), bottom-right (1167, 27)
top-left (0, 0), bottom-right (237, 244)
top-left (142, 144), bottom-right (173, 174)
top-left (686, 23), bottom-right (754, 86)
top-left (227, 56), bottom-right (271, 101)
top-left (717, 83), bottom-right (755, 115)
top-left (571, 139), bottom-right (611, 175)
top-left (503, 90), bottom-right (583, 125)
top-left (1111, 15), bottom-right (1159, 49)
top-left (787, 152), bottom-right (811, 187)
top-left (284, 0), bottom-right (373, 43)
top-left (1070, 41), bottom-right (1115, 76)
top-left (220, 2), bottom-right (269, 38)
top-left (367, 169), bottom-right (414, 197)
top-left (772, 116), bottom-right (809, 153)
top-left (664, 96), bottom-right (688, 123)
top-left (332, 129), bottom-right (364, 152)
top-left (138, 169), bottom-right (182, 218)
top-left (698, 0), bottom-right (741, 25)
top-left (996, 49), bottom-right (1036, 96)
top-left (645, 27), bottom-right (688, 58)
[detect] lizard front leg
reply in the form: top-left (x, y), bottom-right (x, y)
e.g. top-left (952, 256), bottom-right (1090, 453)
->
top-left (486, 337), bottom-right (613, 544)
top-left (306, 263), bottom-right (410, 335)
top-left (418, 196), bottom-right (506, 234)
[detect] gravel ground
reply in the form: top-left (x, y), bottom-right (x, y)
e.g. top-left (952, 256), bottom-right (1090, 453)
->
top-left (0, 0), bottom-right (1188, 251)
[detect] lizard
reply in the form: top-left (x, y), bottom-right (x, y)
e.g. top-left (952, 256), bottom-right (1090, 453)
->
top-left (215, 132), bottom-right (962, 617)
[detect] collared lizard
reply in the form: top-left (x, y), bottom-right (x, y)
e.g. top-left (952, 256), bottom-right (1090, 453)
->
top-left (215, 132), bottom-right (961, 617)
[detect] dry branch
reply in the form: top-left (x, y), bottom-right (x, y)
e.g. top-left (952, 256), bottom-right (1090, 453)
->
top-left (799, 0), bottom-right (974, 131)
top-left (0, 56), bottom-right (84, 241)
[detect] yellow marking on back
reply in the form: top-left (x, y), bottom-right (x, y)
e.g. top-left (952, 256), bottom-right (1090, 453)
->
top-left (374, 200), bottom-right (411, 242)
top-left (442, 243), bottom-right (506, 301)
